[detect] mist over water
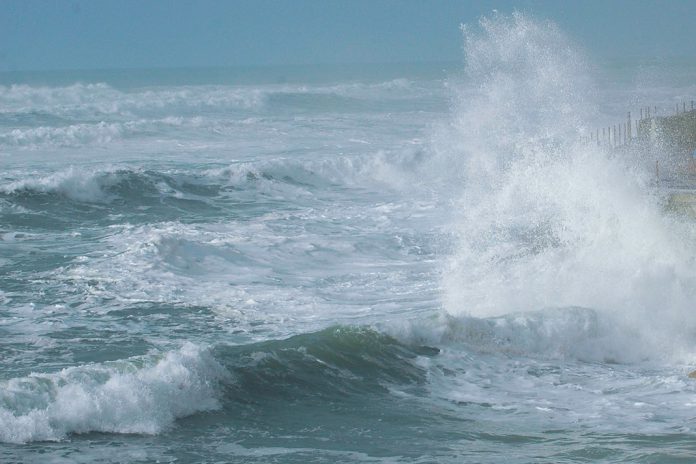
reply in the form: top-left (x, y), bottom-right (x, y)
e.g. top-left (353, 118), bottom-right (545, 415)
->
top-left (3, 12), bottom-right (696, 463)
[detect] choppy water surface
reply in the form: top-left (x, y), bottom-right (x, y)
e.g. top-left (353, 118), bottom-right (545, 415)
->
top-left (3, 13), bottom-right (696, 463)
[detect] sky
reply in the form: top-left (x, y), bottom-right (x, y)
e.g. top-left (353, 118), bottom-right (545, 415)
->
top-left (1, 0), bottom-right (695, 72)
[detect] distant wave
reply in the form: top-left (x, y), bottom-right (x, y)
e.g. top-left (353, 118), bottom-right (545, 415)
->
top-left (0, 122), bottom-right (124, 148)
top-left (1, 167), bottom-right (185, 203)
top-left (0, 82), bottom-right (265, 116)
top-left (0, 78), bottom-right (426, 119)
top-left (0, 163), bottom-right (316, 205)
top-left (0, 148), bottom-right (429, 207)
top-left (0, 78), bottom-right (438, 151)
top-left (0, 116), bottom-right (209, 148)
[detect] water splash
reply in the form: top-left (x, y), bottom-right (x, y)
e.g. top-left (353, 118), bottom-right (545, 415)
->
top-left (440, 12), bottom-right (696, 361)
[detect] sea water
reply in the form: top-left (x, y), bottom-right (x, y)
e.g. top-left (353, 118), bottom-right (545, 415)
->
top-left (3, 13), bottom-right (696, 463)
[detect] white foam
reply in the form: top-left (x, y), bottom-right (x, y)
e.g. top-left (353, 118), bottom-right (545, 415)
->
top-left (0, 343), bottom-right (228, 443)
top-left (0, 79), bottom-right (425, 122)
top-left (0, 122), bottom-right (123, 148)
top-left (0, 83), bottom-right (118, 114)
top-left (0, 117), bottom-right (212, 149)
top-left (1, 166), bottom-right (119, 202)
top-left (0, 82), bottom-right (265, 117)
top-left (202, 145), bottom-right (433, 195)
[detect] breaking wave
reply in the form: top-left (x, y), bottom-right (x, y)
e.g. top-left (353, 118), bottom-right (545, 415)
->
top-left (0, 327), bottom-right (435, 444)
top-left (0, 147), bottom-right (427, 208)
top-left (5, 315), bottom-right (687, 445)
top-left (0, 343), bottom-right (227, 443)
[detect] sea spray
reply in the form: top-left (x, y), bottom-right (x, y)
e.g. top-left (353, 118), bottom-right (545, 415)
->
top-left (440, 12), bottom-right (696, 361)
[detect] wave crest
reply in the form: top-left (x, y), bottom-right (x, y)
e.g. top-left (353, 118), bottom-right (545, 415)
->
top-left (0, 343), bottom-right (228, 443)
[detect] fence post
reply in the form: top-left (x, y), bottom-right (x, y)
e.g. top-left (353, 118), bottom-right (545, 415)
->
top-left (627, 112), bottom-right (631, 140)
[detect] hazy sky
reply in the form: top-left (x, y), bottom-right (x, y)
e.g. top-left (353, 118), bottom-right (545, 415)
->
top-left (2, 0), bottom-right (695, 72)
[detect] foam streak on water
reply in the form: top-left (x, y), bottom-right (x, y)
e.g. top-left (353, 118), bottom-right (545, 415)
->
top-left (3, 13), bottom-right (696, 463)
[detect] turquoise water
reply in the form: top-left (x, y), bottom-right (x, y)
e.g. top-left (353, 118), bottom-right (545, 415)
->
top-left (3, 14), bottom-right (696, 463)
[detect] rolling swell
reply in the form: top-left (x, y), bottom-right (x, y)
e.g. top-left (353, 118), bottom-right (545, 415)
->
top-left (0, 164), bottom-right (317, 227)
top-left (0, 153), bottom-right (412, 229)
top-left (216, 326), bottom-right (437, 402)
top-left (0, 168), bottom-right (221, 227)
top-left (0, 326), bottom-right (439, 444)
top-left (2, 168), bottom-right (215, 203)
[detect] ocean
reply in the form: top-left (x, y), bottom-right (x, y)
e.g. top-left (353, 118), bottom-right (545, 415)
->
top-left (3, 13), bottom-right (696, 463)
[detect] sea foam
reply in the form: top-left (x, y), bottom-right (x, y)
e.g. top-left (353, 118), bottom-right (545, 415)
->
top-left (0, 343), bottom-right (228, 443)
